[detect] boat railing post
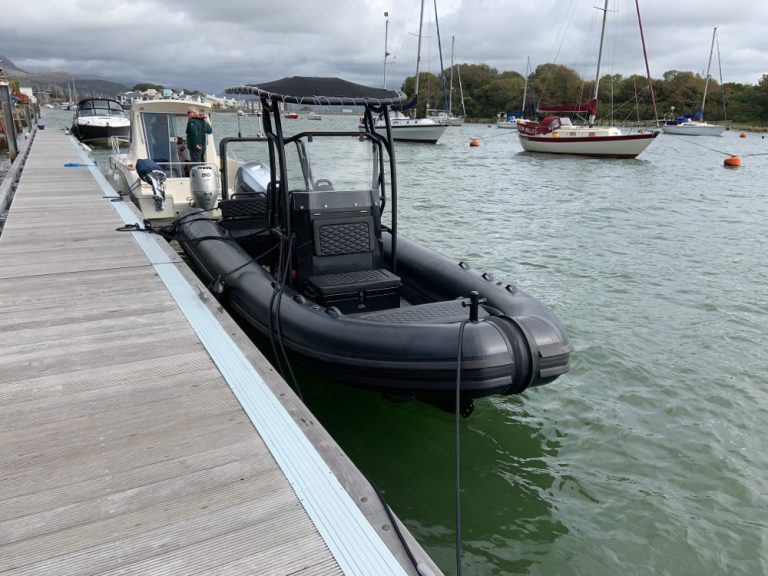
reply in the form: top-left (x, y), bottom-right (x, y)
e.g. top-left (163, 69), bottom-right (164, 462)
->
top-left (382, 105), bottom-right (397, 273)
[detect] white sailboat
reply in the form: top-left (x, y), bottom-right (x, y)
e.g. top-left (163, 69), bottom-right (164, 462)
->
top-left (661, 26), bottom-right (725, 136)
top-left (428, 35), bottom-right (464, 126)
top-left (445, 36), bottom-right (464, 125)
top-left (498, 57), bottom-right (531, 130)
top-left (373, 0), bottom-right (447, 144)
top-left (516, 0), bottom-right (659, 158)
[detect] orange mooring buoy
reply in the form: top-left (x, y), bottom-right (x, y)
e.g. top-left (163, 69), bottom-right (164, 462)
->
top-left (470, 138), bottom-right (480, 147)
top-left (739, 133), bottom-right (747, 138)
top-left (724, 155), bottom-right (741, 168)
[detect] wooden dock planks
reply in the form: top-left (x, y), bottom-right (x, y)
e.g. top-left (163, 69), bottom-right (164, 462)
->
top-left (0, 130), bottom-right (441, 575)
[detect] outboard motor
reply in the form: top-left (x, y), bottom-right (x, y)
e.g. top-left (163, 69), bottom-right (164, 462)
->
top-left (233, 160), bottom-right (270, 197)
top-left (189, 164), bottom-right (220, 211)
top-left (136, 158), bottom-right (166, 211)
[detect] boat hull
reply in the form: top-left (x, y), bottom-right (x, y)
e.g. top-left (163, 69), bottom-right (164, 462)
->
top-left (517, 131), bottom-right (659, 158)
top-left (173, 212), bottom-right (571, 401)
top-left (70, 121), bottom-right (130, 144)
top-left (661, 123), bottom-right (724, 136)
top-left (374, 119), bottom-right (447, 143)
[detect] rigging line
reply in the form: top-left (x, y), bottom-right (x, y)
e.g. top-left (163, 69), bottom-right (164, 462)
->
top-left (716, 33), bottom-right (728, 122)
top-left (538, 0), bottom-right (580, 107)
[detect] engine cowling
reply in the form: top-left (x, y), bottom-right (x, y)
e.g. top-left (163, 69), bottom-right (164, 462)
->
top-left (189, 164), bottom-right (219, 210)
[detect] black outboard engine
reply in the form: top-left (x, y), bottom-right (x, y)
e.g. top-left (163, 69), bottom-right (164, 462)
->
top-left (136, 159), bottom-right (166, 211)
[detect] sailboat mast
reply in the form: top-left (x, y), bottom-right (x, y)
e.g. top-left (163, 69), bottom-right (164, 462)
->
top-left (449, 36), bottom-right (455, 115)
top-left (521, 57), bottom-right (530, 116)
top-left (635, 0), bottom-right (659, 125)
top-left (413, 0), bottom-right (426, 117)
top-left (590, 0), bottom-right (610, 124)
top-left (700, 26), bottom-right (717, 118)
top-left (433, 0), bottom-right (449, 114)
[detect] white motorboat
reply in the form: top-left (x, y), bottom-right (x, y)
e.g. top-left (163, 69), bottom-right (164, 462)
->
top-left (70, 98), bottom-right (130, 144)
top-left (107, 99), bottom-right (255, 220)
top-left (372, 112), bottom-right (447, 144)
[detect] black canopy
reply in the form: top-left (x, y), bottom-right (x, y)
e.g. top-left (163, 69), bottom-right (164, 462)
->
top-left (226, 76), bottom-right (405, 107)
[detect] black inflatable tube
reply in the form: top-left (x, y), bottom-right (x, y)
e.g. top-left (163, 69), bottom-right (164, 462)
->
top-left (176, 213), bottom-right (571, 400)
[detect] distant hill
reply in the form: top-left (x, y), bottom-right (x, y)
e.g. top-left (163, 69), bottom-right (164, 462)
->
top-left (0, 53), bottom-right (129, 100)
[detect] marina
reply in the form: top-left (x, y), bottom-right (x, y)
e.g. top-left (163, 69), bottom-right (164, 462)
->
top-left (2, 99), bottom-right (767, 575)
top-left (0, 127), bottom-right (441, 575)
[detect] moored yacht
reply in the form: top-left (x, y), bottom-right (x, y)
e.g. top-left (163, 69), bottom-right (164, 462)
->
top-left (70, 98), bottom-right (130, 144)
top-left (107, 99), bottom-right (251, 220)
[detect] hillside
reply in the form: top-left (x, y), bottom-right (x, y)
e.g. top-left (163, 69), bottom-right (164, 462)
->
top-left (1, 53), bottom-right (129, 100)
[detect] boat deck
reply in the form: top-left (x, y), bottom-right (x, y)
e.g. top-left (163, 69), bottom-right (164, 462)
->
top-left (0, 129), bottom-right (440, 575)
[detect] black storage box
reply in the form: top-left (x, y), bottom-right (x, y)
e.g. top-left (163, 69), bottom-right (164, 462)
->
top-left (306, 269), bottom-right (401, 313)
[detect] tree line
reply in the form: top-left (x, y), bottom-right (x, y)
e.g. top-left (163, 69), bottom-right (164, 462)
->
top-left (401, 63), bottom-right (768, 124)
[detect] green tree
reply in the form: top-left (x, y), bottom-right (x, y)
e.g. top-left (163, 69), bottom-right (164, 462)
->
top-left (132, 83), bottom-right (164, 92)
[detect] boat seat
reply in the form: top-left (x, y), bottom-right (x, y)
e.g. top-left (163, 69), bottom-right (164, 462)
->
top-left (349, 299), bottom-right (490, 324)
top-left (219, 195), bottom-right (271, 255)
top-left (292, 189), bottom-right (401, 313)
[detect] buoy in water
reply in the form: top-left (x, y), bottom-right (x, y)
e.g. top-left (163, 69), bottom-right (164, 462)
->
top-left (739, 133), bottom-right (747, 138)
top-left (723, 155), bottom-right (741, 168)
top-left (469, 138), bottom-right (480, 147)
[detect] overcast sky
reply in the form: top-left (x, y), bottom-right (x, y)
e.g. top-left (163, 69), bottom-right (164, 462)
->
top-left (2, 0), bottom-right (766, 95)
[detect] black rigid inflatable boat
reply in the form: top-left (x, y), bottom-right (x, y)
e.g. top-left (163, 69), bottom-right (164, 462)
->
top-left (166, 76), bottom-right (571, 413)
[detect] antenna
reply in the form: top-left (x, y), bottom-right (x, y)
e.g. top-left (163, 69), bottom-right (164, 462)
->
top-left (383, 11), bottom-right (390, 88)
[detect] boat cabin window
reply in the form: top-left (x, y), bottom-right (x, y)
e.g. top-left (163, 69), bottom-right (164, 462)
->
top-left (141, 111), bottom-right (191, 176)
top-left (78, 99), bottom-right (127, 118)
top-left (559, 117), bottom-right (573, 127)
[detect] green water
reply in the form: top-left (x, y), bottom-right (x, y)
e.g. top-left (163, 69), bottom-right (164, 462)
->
top-left (41, 108), bottom-right (768, 575)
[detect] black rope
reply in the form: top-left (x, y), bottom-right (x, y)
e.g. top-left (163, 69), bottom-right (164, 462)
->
top-left (115, 219), bottom-right (160, 234)
top-left (365, 474), bottom-right (424, 573)
top-left (454, 319), bottom-right (468, 576)
top-left (267, 233), bottom-right (302, 399)
top-left (159, 209), bottom-right (218, 239)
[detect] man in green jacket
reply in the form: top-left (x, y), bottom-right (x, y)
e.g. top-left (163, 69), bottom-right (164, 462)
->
top-left (185, 106), bottom-right (212, 163)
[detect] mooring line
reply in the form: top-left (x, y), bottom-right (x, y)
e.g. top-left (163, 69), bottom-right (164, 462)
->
top-left (671, 134), bottom-right (768, 158)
